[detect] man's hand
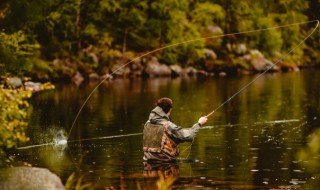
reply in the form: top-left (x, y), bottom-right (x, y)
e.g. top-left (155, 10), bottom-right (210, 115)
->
top-left (198, 116), bottom-right (208, 126)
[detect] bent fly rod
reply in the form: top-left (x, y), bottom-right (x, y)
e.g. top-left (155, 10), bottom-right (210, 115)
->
top-left (66, 20), bottom-right (319, 139)
top-left (16, 20), bottom-right (319, 150)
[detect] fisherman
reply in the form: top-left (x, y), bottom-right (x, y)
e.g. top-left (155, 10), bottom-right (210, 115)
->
top-left (143, 97), bottom-right (208, 162)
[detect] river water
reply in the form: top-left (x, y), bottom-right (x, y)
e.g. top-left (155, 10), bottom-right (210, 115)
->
top-left (11, 69), bottom-right (320, 189)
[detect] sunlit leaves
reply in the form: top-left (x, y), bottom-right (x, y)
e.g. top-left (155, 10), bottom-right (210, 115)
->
top-left (254, 17), bottom-right (283, 57)
top-left (0, 31), bottom-right (39, 56)
top-left (191, 2), bottom-right (225, 31)
top-left (0, 87), bottom-right (31, 148)
top-left (99, 0), bottom-right (120, 13)
top-left (0, 31), bottom-right (39, 74)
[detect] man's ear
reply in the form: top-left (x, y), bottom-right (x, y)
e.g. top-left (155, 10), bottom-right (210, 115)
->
top-left (167, 108), bottom-right (172, 116)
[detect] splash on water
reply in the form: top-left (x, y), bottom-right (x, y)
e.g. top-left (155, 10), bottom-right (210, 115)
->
top-left (55, 139), bottom-right (67, 145)
top-left (17, 127), bottom-right (68, 150)
top-left (53, 129), bottom-right (68, 146)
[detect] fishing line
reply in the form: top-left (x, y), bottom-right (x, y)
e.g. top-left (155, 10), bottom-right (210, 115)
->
top-left (181, 20), bottom-right (319, 159)
top-left (16, 132), bottom-right (143, 150)
top-left (67, 132), bottom-right (143, 143)
top-left (16, 119), bottom-right (300, 149)
top-left (67, 19), bottom-right (319, 140)
top-left (16, 142), bottom-right (55, 150)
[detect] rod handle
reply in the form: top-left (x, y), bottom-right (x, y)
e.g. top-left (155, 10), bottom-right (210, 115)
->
top-left (206, 111), bottom-right (215, 118)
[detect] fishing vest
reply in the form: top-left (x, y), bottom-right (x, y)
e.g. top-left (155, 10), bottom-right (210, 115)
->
top-left (143, 121), bottom-right (179, 158)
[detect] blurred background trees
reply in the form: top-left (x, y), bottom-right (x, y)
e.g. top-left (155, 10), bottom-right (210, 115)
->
top-left (0, 0), bottom-right (319, 77)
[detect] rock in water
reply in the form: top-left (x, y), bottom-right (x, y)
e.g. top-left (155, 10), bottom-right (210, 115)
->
top-left (7, 77), bottom-right (23, 88)
top-left (144, 57), bottom-right (172, 77)
top-left (0, 167), bottom-right (65, 190)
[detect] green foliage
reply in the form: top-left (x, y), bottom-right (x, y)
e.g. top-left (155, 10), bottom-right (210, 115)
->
top-left (97, 34), bottom-right (122, 68)
top-left (215, 0), bottom-right (311, 61)
top-left (147, 0), bottom-right (209, 66)
top-left (0, 87), bottom-right (31, 148)
top-left (0, 31), bottom-right (39, 74)
top-left (1, 0), bottom-right (320, 77)
top-left (191, 2), bottom-right (225, 32)
top-left (254, 17), bottom-right (283, 57)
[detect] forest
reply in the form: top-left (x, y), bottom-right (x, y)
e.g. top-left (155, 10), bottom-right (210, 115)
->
top-left (0, 0), bottom-right (320, 81)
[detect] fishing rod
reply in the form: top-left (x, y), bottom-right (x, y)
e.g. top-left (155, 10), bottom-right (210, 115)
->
top-left (67, 19), bottom-right (319, 139)
top-left (205, 19), bottom-right (319, 118)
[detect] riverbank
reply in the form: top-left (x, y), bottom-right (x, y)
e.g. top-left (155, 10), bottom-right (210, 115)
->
top-left (29, 49), bottom-right (316, 87)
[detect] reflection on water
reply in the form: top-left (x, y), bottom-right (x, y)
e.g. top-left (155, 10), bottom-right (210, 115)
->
top-left (143, 162), bottom-right (179, 190)
top-left (8, 70), bottom-right (320, 189)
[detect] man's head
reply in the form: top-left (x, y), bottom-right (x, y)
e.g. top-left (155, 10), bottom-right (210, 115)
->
top-left (157, 97), bottom-right (173, 114)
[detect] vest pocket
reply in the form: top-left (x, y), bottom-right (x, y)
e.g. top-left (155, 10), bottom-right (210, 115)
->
top-left (161, 133), bottom-right (179, 157)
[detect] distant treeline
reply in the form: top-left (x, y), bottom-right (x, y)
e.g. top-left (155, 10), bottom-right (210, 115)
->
top-left (0, 0), bottom-right (320, 79)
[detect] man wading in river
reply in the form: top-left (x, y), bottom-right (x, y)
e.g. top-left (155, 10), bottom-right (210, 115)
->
top-left (143, 97), bottom-right (208, 162)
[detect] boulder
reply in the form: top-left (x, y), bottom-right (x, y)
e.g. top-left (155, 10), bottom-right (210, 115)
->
top-left (130, 58), bottom-right (144, 77)
top-left (88, 72), bottom-right (100, 81)
top-left (184, 67), bottom-right (197, 76)
top-left (219, 72), bottom-right (227, 77)
top-left (24, 81), bottom-right (42, 92)
top-left (235, 43), bottom-right (247, 55)
top-left (0, 167), bottom-right (64, 190)
top-left (265, 59), bottom-right (280, 72)
top-left (250, 49), bottom-right (264, 58)
top-left (7, 77), bottom-right (23, 88)
top-left (250, 50), bottom-right (267, 71)
top-left (144, 57), bottom-right (171, 77)
top-left (131, 57), bottom-right (143, 70)
top-left (170, 65), bottom-right (183, 76)
top-left (100, 73), bottom-right (113, 81)
top-left (239, 54), bottom-right (251, 62)
top-left (204, 48), bottom-right (217, 60)
top-left (111, 63), bottom-right (131, 77)
top-left (251, 58), bottom-right (266, 71)
top-left (197, 69), bottom-right (209, 76)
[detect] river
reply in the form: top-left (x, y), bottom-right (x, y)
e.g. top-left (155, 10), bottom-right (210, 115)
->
top-left (11, 69), bottom-right (320, 189)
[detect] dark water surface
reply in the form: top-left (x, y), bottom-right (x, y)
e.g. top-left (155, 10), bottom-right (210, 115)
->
top-left (12, 70), bottom-right (320, 189)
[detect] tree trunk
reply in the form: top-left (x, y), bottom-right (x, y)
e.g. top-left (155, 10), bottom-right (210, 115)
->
top-left (122, 27), bottom-right (128, 54)
top-left (75, 0), bottom-right (81, 52)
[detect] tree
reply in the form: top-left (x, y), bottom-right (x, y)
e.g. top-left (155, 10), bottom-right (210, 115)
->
top-left (0, 31), bottom-right (39, 75)
top-left (98, 0), bottom-right (148, 54)
top-left (305, 0), bottom-right (320, 64)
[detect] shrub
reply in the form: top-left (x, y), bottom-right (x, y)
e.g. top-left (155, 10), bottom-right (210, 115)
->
top-left (0, 86), bottom-right (31, 148)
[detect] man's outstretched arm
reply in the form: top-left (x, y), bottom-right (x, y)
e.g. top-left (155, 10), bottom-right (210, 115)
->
top-left (167, 117), bottom-right (207, 142)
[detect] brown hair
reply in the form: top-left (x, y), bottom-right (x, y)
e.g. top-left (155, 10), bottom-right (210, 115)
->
top-left (157, 97), bottom-right (173, 113)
